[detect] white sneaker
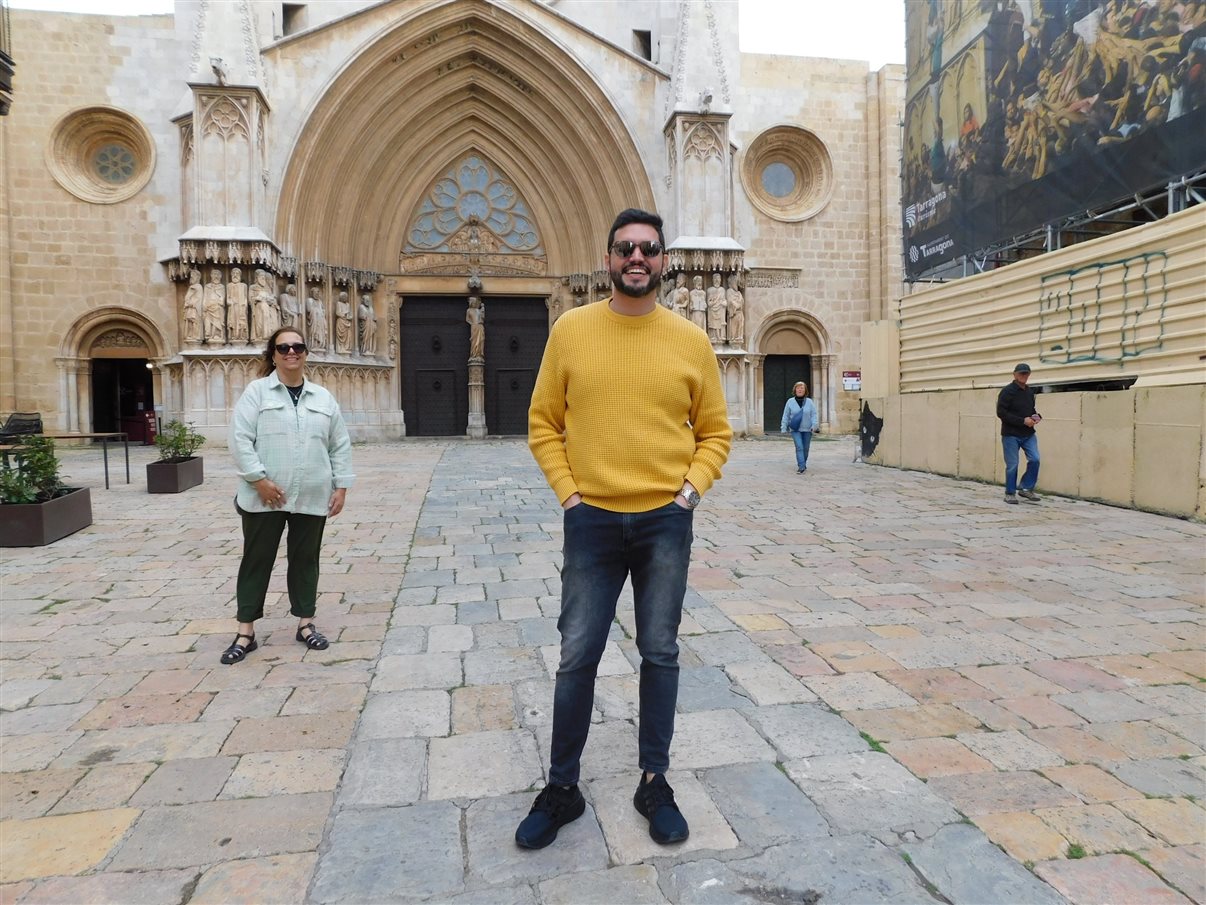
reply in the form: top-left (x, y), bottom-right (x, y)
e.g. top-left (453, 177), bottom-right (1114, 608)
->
top-left (1004, 493), bottom-right (1019, 504)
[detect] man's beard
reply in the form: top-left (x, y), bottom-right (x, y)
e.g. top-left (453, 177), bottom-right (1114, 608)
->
top-left (609, 262), bottom-right (661, 299)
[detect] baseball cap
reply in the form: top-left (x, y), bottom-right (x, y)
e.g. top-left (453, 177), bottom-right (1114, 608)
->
top-left (1013, 363), bottom-right (1032, 373)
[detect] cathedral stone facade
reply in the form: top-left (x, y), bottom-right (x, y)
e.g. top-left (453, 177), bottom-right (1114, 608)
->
top-left (0, 0), bottom-right (904, 441)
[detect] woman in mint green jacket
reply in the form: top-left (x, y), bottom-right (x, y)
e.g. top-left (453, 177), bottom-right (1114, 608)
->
top-left (780, 381), bottom-right (819, 474)
top-left (221, 327), bottom-right (354, 664)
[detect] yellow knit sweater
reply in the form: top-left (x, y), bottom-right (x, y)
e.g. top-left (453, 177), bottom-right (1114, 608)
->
top-left (528, 299), bottom-right (732, 512)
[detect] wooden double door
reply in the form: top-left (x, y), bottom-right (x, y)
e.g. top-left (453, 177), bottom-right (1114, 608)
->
top-left (762, 354), bottom-right (812, 432)
top-left (400, 296), bottom-right (548, 437)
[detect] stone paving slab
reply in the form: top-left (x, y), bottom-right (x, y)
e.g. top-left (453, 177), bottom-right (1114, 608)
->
top-left (2, 439), bottom-right (1202, 903)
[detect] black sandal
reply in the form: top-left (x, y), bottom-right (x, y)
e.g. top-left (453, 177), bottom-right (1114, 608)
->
top-left (220, 633), bottom-right (257, 665)
top-left (296, 623), bottom-right (329, 650)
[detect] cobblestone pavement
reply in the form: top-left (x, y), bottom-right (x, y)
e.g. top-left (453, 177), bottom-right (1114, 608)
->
top-left (2, 437), bottom-right (1203, 904)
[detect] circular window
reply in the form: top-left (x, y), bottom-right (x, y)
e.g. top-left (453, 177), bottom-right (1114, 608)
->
top-left (47, 106), bottom-right (155, 204)
top-left (740, 125), bottom-right (834, 222)
top-left (94, 144), bottom-right (137, 184)
top-left (761, 162), bottom-right (796, 198)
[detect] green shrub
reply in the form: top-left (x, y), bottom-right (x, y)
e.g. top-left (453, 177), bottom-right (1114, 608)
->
top-left (0, 436), bottom-right (66, 504)
top-left (154, 420), bottom-right (206, 462)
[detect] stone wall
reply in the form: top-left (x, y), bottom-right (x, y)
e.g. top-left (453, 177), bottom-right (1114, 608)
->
top-left (4, 10), bottom-right (180, 428)
top-left (734, 54), bottom-right (906, 430)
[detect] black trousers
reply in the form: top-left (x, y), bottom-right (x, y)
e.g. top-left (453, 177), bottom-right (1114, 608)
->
top-left (235, 507), bottom-right (327, 623)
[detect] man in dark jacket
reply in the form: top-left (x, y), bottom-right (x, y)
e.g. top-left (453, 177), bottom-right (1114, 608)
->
top-left (996, 363), bottom-right (1042, 504)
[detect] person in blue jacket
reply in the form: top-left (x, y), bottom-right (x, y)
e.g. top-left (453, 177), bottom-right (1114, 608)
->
top-left (780, 381), bottom-right (819, 473)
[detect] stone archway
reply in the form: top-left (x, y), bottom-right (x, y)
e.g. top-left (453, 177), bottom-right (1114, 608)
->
top-left (752, 310), bottom-right (836, 431)
top-left (58, 308), bottom-right (166, 434)
top-left (274, 0), bottom-right (656, 276)
top-left (273, 1), bottom-right (657, 437)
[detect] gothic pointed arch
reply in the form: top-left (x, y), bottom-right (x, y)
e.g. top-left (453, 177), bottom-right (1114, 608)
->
top-left (275, 0), bottom-right (655, 275)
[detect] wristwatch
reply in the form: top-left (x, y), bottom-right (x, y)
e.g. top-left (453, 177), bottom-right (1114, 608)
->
top-left (680, 488), bottom-right (702, 509)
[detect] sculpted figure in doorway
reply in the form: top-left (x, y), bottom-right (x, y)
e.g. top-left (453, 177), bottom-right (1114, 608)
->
top-left (358, 294), bottom-right (377, 356)
top-left (203, 267), bottom-right (226, 344)
top-left (725, 274), bottom-right (745, 347)
top-left (706, 272), bottom-right (726, 344)
top-left (689, 275), bottom-right (708, 332)
top-left (466, 296), bottom-right (485, 360)
top-left (671, 272), bottom-right (690, 319)
top-left (334, 291), bottom-right (354, 354)
top-left (250, 269), bottom-right (279, 342)
top-left (183, 268), bottom-right (204, 344)
top-left (279, 283), bottom-right (301, 330)
top-left (306, 285), bottom-right (328, 351)
top-left (227, 267), bottom-right (249, 343)
top-left (388, 315), bottom-right (398, 361)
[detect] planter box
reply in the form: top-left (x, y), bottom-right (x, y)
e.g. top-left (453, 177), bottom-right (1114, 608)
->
top-left (147, 457), bottom-right (204, 494)
top-left (0, 487), bottom-right (92, 547)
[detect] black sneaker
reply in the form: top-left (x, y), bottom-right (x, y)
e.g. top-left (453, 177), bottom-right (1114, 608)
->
top-left (514, 783), bottom-right (585, 849)
top-left (633, 773), bottom-right (689, 844)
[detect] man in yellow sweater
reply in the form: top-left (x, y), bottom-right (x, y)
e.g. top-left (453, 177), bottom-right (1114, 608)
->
top-left (518, 209), bottom-right (732, 850)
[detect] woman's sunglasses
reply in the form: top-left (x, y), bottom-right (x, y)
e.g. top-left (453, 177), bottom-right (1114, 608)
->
top-left (274, 342), bottom-right (308, 355)
top-left (609, 240), bottom-right (663, 258)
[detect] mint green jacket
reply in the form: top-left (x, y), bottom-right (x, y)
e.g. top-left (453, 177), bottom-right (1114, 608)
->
top-left (229, 372), bottom-right (354, 516)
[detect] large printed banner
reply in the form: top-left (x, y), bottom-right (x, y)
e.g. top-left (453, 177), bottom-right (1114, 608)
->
top-left (903, 0), bottom-right (1206, 278)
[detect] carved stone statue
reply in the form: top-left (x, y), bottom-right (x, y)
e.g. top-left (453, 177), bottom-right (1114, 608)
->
top-left (726, 274), bottom-right (745, 347)
top-left (689, 275), bottom-right (708, 332)
top-left (358, 293), bottom-right (377, 355)
top-left (227, 267), bottom-right (249, 343)
top-left (388, 315), bottom-right (398, 361)
top-left (306, 285), bottom-right (328, 351)
top-left (250, 269), bottom-right (279, 342)
top-left (203, 267), bottom-right (226, 344)
top-left (183, 268), bottom-right (204, 344)
top-left (334, 290), bottom-right (354, 354)
top-left (706, 272), bottom-right (727, 344)
top-left (659, 277), bottom-right (674, 308)
top-left (466, 296), bottom-right (485, 359)
top-left (279, 283), bottom-right (301, 330)
top-left (671, 273), bottom-right (690, 319)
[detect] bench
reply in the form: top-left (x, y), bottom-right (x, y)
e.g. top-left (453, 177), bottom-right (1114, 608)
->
top-left (0, 412), bottom-right (43, 440)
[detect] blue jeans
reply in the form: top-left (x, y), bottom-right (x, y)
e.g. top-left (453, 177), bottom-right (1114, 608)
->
top-left (1002, 434), bottom-right (1040, 494)
top-left (549, 500), bottom-right (694, 785)
top-left (792, 430), bottom-right (813, 470)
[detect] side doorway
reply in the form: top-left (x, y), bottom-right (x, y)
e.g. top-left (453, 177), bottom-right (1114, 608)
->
top-left (483, 297), bottom-right (548, 436)
top-left (762, 354), bottom-right (811, 432)
top-left (400, 296), bottom-right (469, 436)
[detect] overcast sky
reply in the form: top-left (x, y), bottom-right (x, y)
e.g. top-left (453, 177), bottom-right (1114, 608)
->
top-left (8, 0), bottom-right (907, 69)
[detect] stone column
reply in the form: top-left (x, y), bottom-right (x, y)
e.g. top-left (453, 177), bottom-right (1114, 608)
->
top-left (817, 355), bottom-right (836, 429)
top-left (56, 356), bottom-right (89, 433)
top-left (747, 353), bottom-right (765, 435)
top-left (467, 358), bottom-right (486, 440)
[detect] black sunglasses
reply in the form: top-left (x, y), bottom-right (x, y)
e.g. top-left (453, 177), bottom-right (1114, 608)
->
top-left (610, 240), bottom-right (663, 258)
top-left (274, 342), bottom-right (308, 355)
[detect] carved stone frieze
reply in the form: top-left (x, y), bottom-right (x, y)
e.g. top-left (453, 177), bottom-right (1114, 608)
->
top-left (747, 268), bottom-right (801, 288)
top-left (167, 245), bottom-right (376, 291)
top-left (398, 252), bottom-right (546, 276)
top-left (93, 328), bottom-right (146, 349)
top-left (666, 247), bottom-right (745, 274)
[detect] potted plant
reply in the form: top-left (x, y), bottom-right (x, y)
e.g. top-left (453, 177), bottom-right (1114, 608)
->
top-left (0, 436), bottom-right (93, 546)
top-left (147, 420), bottom-right (206, 493)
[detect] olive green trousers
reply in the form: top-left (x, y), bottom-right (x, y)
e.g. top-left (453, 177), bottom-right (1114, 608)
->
top-left (235, 507), bottom-right (327, 623)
